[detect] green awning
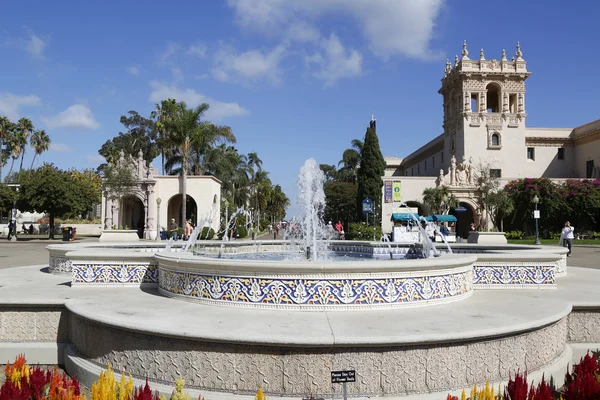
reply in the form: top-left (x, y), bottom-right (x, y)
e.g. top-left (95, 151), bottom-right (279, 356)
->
top-left (432, 214), bottom-right (457, 222)
top-left (392, 213), bottom-right (416, 221)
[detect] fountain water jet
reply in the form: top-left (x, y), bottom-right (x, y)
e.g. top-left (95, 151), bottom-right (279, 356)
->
top-left (297, 158), bottom-right (328, 261)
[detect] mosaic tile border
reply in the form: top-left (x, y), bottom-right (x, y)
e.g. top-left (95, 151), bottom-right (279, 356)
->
top-left (473, 262), bottom-right (556, 288)
top-left (71, 262), bottom-right (158, 287)
top-left (157, 265), bottom-right (474, 309)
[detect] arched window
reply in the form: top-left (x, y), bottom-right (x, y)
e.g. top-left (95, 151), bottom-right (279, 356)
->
top-left (492, 133), bottom-right (500, 146)
top-left (213, 195), bottom-right (218, 204)
top-left (486, 82), bottom-right (501, 113)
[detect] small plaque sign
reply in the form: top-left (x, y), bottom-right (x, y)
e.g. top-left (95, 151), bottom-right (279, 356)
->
top-left (331, 370), bottom-right (356, 383)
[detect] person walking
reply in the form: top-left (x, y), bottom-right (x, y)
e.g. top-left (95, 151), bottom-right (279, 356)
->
top-left (561, 221), bottom-right (575, 257)
top-left (169, 218), bottom-right (179, 240)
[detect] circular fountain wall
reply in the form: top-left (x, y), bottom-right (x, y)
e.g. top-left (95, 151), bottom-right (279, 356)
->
top-left (156, 250), bottom-right (476, 309)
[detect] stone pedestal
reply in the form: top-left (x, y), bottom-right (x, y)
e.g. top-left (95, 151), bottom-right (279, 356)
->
top-left (99, 230), bottom-right (139, 242)
top-left (467, 231), bottom-right (508, 244)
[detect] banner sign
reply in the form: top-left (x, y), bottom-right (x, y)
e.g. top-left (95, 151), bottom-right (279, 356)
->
top-left (392, 207), bottom-right (418, 214)
top-left (384, 181), bottom-right (393, 203)
top-left (392, 182), bottom-right (402, 202)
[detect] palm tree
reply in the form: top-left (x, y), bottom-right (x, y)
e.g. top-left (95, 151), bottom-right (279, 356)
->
top-left (422, 186), bottom-right (459, 215)
top-left (0, 116), bottom-right (13, 182)
top-left (338, 138), bottom-right (363, 183)
top-left (164, 101), bottom-right (210, 226)
top-left (6, 128), bottom-right (25, 179)
top-left (150, 98), bottom-right (177, 175)
top-left (267, 184), bottom-right (290, 224)
top-left (29, 129), bottom-right (50, 169)
top-left (247, 152), bottom-right (263, 227)
top-left (17, 118), bottom-right (34, 172)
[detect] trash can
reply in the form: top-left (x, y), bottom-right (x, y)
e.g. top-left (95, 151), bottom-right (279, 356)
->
top-left (62, 227), bottom-right (72, 241)
top-left (160, 231), bottom-right (167, 240)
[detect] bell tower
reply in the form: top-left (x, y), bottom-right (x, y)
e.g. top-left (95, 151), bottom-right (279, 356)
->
top-left (439, 41), bottom-right (531, 178)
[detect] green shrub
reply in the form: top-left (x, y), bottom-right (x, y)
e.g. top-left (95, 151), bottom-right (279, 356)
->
top-left (236, 224), bottom-right (248, 239)
top-left (198, 227), bottom-right (215, 240)
top-left (505, 230), bottom-right (524, 240)
top-left (347, 222), bottom-right (382, 241)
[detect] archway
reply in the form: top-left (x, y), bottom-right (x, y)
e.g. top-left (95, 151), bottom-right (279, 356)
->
top-left (121, 196), bottom-right (145, 238)
top-left (449, 201), bottom-right (476, 239)
top-left (486, 82), bottom-right (501, 113)
top-left (404, 201), bottom-right (427, 216)
top-left (167, 194), bottom-right (198, 228)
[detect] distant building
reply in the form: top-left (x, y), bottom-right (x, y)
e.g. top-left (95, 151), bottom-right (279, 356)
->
top-left (101, 151), bottom-right (221, 239)
top-left (382, 41), bottom-right (600, 236)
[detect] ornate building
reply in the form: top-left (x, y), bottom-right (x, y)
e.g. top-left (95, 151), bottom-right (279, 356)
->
top-left (382, 41), bottom-right (600, 236)
top-left (101, 150), bottom-right (221, 239)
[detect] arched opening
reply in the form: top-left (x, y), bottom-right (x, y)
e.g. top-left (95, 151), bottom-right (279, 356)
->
top-left (120, 196), bottom-right (145, 238)
top-left (404, 201), bottom-right (427, 216)
top-left (486, 83), bottom-right (501, 113)
top-left (449, 202), bottom-right (476, 239)
top-left (491, 133), bottom-right (500, 146)
top-left (167, 194), bottom-right (198, 228)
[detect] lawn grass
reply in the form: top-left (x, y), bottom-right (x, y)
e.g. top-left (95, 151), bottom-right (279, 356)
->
top-left (507, 238), bottom-right (600, 246)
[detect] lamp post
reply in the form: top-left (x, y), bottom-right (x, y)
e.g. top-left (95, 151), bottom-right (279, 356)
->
top-left (156, 197), bottom-right (161, 241)
top-left (442, 194), bottom-right (448, 214)
top-left (224, 199), bottom-right (229, 230)
top-left (532, 195), bottom-right (541, 245)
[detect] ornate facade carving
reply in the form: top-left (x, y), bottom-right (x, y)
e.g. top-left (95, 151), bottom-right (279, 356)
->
top-left (437, 155), bottom-right (475, 187)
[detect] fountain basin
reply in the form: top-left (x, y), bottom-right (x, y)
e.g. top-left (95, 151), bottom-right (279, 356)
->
top-left (156, 252), bottom-right (476, 310)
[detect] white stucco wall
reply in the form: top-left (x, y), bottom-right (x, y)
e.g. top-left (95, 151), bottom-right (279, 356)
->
top-left (574, 139), bottom-right (600, 178)
top-left (155, 176), bottom-right (221, 232)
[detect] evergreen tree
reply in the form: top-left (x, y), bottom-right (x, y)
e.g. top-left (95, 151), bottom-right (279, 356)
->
top-left (356, 123), bottom-right (386, 224)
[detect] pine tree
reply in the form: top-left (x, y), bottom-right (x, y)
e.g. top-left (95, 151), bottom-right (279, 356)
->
top-left (356, 123), bottom-right (385, 223)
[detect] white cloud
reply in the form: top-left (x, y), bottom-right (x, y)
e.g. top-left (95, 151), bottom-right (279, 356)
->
top-left (226, 0), bottom-right (444, 60)
top-left (86, 154), bottom-right (105, 165)
top-left (24, 28), bottom-right (47, 58)
top-left (50, 143), bottom-right (71, 152)
top-left (128, 66), bottom-right (140, 76)
top-left (306, 34), bottom-right (362, 86)
top-left (187, 43), bottom-right (207, 58)
top-left (0, 92), bottom-right (42, 120)
top-left (149, 81), bottom-right (249, 121)
top-left (213, 43), bottom-right (287, 85)
top-left (160, 42), bottom-right (179, 64)
top-left (42, 104), bottom-right (100, 130)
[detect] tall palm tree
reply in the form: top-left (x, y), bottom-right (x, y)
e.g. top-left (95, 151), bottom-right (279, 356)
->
top-left (164, 101), bottom-right (210, 226)
top-left (247, 152), bottom-right (263, 227)
top-left (338, 138), bottom-right (363, 183)
top-left (0, 116), bottom-right (13, 182)
top-left (17, 118), bottom-right (34, 172)
top-left (6, 128), bottom-right (25, 179)
top-left (29, 129), bottom-right (51, 169)
top-left (151, 98), bottom-right (177, 175)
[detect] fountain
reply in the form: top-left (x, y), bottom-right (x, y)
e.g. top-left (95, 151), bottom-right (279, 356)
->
top-left (297, 158), bottom-right (329, 261)
top-left (34, 158), bottom-right (573, 399)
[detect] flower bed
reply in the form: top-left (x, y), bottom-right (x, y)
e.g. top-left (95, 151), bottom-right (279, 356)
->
top-left (446, 351), bottom-right (600, 400)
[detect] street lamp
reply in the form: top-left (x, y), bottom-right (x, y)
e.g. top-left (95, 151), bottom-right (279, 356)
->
top-left (156, 197), bottom-right (161, 241)
top-left (532, 195), bottom-right (541, 245)
top-left (224, 199), bottom-right (229, 229)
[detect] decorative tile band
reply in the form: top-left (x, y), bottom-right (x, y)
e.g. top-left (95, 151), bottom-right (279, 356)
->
top-left (72, 262), bottom-right (158, 287)
top-left (157, 266), bottom-right (474, 309)
top-left (473, 262), bottom-right (555, 288)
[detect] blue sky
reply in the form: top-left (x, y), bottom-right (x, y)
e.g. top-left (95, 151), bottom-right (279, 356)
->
top-left (1, 0), bottom-right (599, 217)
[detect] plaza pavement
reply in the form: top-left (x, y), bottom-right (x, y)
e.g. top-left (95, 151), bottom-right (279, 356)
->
top-left (1, 236), bottom-right (599, 270)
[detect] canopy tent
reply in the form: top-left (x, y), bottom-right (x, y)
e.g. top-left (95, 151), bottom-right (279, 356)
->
top-left (391, 213), bottom-right (418, 221)
top-left (432, 214), bottom-right (457, 222)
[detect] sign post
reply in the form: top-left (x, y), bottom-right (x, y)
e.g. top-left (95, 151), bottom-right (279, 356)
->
top-left (331, 370), bottom-right (355, 400)
top-left (362, 198), bottom-right (373, 226)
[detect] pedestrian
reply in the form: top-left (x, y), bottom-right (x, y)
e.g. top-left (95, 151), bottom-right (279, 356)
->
top-left (7, 219), bottom-right (15, 241)
top-left (169, 218), bottom-right (179, 240)
top-left (561, 221), bottom-right (575, 257)
top-left (184, 220), bottom-right (193, 240)
top-left (469, 222), bottom-right (476, 232)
